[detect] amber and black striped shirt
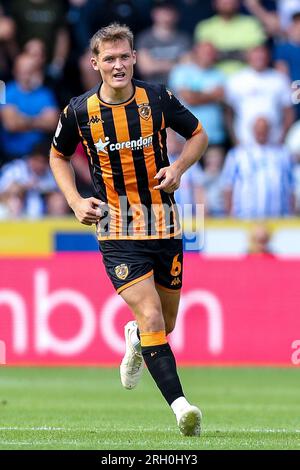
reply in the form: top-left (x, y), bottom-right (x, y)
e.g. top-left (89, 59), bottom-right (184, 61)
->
top-left (51, 79), bottom-right (202, 240)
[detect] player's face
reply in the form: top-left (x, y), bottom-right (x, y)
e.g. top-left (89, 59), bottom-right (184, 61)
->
top-left (91, 39), bottom-right (136, 91)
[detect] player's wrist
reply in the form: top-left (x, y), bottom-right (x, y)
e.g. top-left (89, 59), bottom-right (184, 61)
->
top-left (68, 194), bottom-right (82, 210)
top-left (171, 160), bottom-right (185, 177)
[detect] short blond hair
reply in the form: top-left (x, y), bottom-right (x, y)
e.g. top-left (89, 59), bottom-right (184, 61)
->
top-left (90, 23), bottom-right (134, 55)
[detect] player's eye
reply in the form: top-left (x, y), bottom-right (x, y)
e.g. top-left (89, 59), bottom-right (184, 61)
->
top-left (121, 55), bottom-right (130, 60)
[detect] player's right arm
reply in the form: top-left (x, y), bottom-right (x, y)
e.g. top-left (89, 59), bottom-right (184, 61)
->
top-left (49, 104), bottom-right (103, 225)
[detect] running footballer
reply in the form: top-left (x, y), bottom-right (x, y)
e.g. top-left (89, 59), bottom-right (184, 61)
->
top-left (50, 23), bottom-right (208, 436)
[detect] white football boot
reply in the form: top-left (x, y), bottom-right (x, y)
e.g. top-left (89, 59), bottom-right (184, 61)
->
top-left (177, 405), bottom-right (202, 436)
top-left (120, 321), bottom-right (144, 389)
top-left (172, 397), bottom-right (202, 436)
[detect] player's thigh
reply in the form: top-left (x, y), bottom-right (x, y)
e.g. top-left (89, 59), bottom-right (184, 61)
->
top-left (120, 275), bottom-right (165, 332)
top-left (99, 239), bottom-right (153, 294)
top-left (155, 285), bottom-right (181, 335)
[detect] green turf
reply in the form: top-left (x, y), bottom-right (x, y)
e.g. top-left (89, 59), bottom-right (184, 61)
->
top-left (0, 367), bottom-right (299, 450)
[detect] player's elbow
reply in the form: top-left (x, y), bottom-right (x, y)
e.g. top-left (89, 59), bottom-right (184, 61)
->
top-left (49, 153), bottom-right (56, 173)
top-left (194, 128), bottom-right (209, 155)
top-left (200, 128), bottom-right (209, 146)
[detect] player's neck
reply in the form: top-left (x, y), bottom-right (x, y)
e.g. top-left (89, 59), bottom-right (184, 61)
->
top-left (99, 82), bottom-right (134, 104)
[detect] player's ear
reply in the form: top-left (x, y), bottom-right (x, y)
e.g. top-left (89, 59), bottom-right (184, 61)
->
top-left (90, 55), bottom-right (99, 71)
top-left (132, 49), bottom-right (137, 65)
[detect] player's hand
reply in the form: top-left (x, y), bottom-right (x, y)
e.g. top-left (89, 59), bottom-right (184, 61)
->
top-left (153, 166), bottom-right (181, 193)
top-left (71, 197), bottom-right (105, 225)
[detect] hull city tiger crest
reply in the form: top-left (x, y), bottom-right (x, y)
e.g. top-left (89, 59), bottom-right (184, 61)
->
top-left (114, 264), bottom-right (129, 280)
top-left (138, 103), bottom-right (151, 120)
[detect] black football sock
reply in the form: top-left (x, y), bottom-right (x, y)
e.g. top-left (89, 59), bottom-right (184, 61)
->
top-left (142, 343), bottom-right (184, 406)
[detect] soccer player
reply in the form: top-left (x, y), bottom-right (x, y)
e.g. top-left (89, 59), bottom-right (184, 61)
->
top-left (49, 23), bottom-right (208, 436)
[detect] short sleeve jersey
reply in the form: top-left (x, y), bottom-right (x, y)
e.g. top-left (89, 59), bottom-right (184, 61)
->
top-left (51, 79), bottom-right (202, 240)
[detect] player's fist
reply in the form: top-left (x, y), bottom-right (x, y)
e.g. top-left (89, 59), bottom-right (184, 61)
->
top-left (153, 166), bottom-right (181, 193)
top-left (71, 196), bottom-right (105, 225)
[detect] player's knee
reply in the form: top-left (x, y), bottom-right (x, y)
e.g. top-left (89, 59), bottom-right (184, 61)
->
top-left (139, 307), bottom-right (164, 332)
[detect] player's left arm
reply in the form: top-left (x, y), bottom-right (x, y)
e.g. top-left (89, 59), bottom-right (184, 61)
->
top-left (154, 129), bottom-right (208, 193)
top-left (154, 87), bottom-right (208, 193)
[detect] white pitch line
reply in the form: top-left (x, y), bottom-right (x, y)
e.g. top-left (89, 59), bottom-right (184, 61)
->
top-left (0, 427), bottom-right (72, 431)
top-left (0, 441), bottom-right (85, 447)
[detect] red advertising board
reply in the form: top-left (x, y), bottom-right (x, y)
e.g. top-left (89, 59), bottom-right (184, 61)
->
top-left (0, 254), bottom-right (299, 365)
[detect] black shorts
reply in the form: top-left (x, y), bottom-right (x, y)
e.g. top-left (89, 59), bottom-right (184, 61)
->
top-left (99, 238), bottom-right (183, 294)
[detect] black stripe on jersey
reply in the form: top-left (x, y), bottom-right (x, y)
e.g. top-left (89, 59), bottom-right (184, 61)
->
top-left (100, 104), bottom-right (131, 236)
top-left (77, 103), bottom-right (107, 202)
top-left (159, 128), bottom-right (168, 163)
top-left (125, 102), bottom-right (154, 236)
top-left (78, 102), bottom-right (109, 236)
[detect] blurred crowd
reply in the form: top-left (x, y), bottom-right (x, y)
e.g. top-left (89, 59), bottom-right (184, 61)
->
top-left (1, 0), bottom-right (300, 220)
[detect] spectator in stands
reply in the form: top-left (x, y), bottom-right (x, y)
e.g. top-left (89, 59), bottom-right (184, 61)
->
top-left (67, 0), bottom-right (152, 49)
top-left (0, 53), bottom-right (58, 162)
top-left (176, 0), bottom-right (214, 35)
top-left (194, 0), bottom-right (266, 75)
top-left (285, 119), bottom-right (300, 214)
top-left (0, 182), bottom-right (26, 219)
top-left (225, 44), bottom-right (294, 146)
top-left (244, 0), bottom-right (300, 37)
top-left (285, 119), bottom-right (300, 159)
top-left (198, 146), bottom-right (226, 217)
top-left (0, 5), bottom-right (17, 82)
top-left (22, 37), bottom-right (67, 102)
top-left (67, 0), bottom-right (94, 56)
top-left (274, 11), bottom-right (300, 119)
top-left (46, 191), bottom-right (70, 216)
top-left (222, 117), bottom-right (295, 218)
top-left (7, 0), bottom-right (69, 79)
top-left (0, 141), bottom-right (58, 218)
top-left (23, 38), bottom-right (47, 71)
top-left (169, 41), bottom-right (226, 147)
top-left (248, 222), bottom-right (274, 256)
top-left (136, 1), bottom-right (191, 85)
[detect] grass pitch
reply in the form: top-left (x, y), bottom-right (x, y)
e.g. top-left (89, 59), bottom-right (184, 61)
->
top-left (0, 367), bottom-right (299, 450)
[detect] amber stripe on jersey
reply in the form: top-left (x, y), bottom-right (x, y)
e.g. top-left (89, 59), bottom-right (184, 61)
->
top-left (135, 86), bottom-right (166, 235)
top-left (87, 94), bottom-right (122, 236)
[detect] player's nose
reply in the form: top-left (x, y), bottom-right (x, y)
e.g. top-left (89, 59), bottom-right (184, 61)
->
top-left (114, 58), bottom-right (123, 69)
